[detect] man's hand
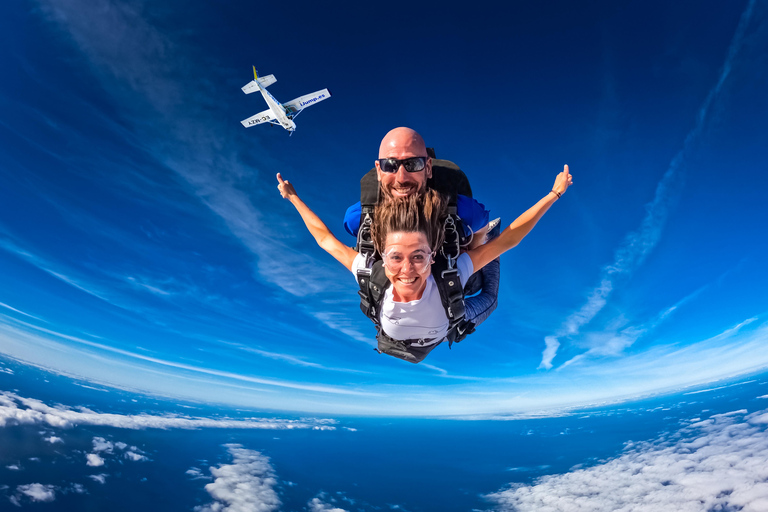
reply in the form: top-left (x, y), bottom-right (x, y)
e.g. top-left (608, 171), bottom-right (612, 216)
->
top-left (276, 173), bottom-right (298, 201)
top-left (552, 164), bottom-right (573, 197)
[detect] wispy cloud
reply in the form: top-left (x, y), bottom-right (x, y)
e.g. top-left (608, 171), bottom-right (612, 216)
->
top-left (186, 467), bottom-right (211, 481)
top-left (33, 0), bottom-right (369, 346)
top-left (0, 316), bottom-right (381, 397)
top-left (0, 235), bottom-right (123, 307)
top-left (0, 390), bottom-right (337, 430)
top-left (235, 344), bottom-right (371, 374)
top-left (540, 0), bottom-right (758, 370)
top-left (196, 444), bottom-right (281, 512)
top-left (486, 406), bottom-right (768, 511)
top-left (88, 474), bottom-right (108, 484)
top-left (557, 286), bottom-right (706, 369)
top-left (89, 474), bottom-right (108, 484)
top-left (0, 301), bottom-right (44, 322)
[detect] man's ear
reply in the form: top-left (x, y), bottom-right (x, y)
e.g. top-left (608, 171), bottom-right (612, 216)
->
top-left (425, 158), bottom-right (433, 179)
top-left (375, 160), bottom-right (382, 181)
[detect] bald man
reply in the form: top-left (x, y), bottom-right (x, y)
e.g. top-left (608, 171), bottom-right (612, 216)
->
top-left (344, 127), bottom-right (490, 246)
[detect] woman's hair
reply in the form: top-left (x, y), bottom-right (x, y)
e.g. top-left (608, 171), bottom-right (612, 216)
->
top-left (371, 190), bottom-right (447, 254)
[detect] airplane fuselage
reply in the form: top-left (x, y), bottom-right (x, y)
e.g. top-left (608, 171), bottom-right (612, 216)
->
top-left (241, 68), bottom-right (330, 133)
top-left (256, 81), bottom-right (296, 132)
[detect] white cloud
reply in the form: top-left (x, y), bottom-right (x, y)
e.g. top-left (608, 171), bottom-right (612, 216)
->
top-left (92, 436), bottom-right (114, 453)
top-left (125, 450), bottom-right (148, 462)
top-left (16, 483), bottom-right (56, 503)
top-left (84, 435), bottom-right (149, 466)
top-left (89, 474), bottom-right (108, 484)
top-left (86, 453), bottom-right (105, 467)
top-left (487, 406), bottom-right (768, 511)
top-left (44, 435), bottom-right (63, 444)
top-left (308, 496), bottom-right (349, 512)
top-left (7, 464), bottom-right (20, 471)
top-left (539, 0), bottom-right (758, 370)
top-left (196, 444), bottom-right (280, 512)
top-left (187, 467), bottom-right (211, 480)
top-left (0, 390), bottom-right (336, 430)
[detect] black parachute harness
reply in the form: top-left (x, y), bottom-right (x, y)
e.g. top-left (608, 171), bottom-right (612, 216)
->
top-left (355, 149), bottom-right (476, 363)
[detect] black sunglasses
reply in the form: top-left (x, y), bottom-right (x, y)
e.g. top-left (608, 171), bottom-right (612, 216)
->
top-left (377, 157), bottom-right (428, 174)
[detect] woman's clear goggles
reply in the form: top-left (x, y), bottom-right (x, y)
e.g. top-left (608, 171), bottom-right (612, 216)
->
top-left (381, 247), bottom-right (433, 274)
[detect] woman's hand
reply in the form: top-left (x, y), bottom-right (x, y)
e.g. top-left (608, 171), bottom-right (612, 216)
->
top-left (276, 173), bottom-right (298, 201)
top-left (552, 165), bottom-right (574, 197)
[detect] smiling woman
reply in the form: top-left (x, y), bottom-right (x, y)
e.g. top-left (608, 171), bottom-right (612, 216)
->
top-left (371, 190), bottom-right (447, 303)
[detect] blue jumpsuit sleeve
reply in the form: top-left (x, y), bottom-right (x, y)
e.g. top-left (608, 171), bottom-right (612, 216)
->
top-left (344, 201), bottom-right (362, 237)
top-left (457, 195), bottom-right (490, 233)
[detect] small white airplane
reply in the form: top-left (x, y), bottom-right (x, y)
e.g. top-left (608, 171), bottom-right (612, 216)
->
top-left (240, 66), bottom-right (331, 133)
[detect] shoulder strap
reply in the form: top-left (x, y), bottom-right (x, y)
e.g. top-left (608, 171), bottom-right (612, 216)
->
top-left (431, 214), bottom-right (475, 345)
top-left (357, 169), bottom-right (379, 263)
top-left (431, 255), bottom-right (465, 328)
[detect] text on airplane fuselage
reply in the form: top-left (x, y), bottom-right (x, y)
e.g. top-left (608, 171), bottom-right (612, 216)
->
top-left (248, 115), bottom-right (271, 125)
top-left (299, 94), bottom-right (326, 107)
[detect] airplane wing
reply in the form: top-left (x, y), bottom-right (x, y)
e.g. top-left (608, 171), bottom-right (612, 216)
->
top-left (241, 108), bottom-right (277, 128)
top-left (282, 89), bottom-right (331, 114)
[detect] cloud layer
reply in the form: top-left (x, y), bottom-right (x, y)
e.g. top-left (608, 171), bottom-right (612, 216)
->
top-left (0, 390), bottom-right (336, 430)
top-left (487, 407), bottom-right (768, 511)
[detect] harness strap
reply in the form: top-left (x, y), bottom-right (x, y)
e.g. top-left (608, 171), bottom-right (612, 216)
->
top-left (356, 206), bottom-right (376, 267)
top-left (358, 260), bottom-right (389, 326)
top-left (374, 328), bottom-right (442, 364)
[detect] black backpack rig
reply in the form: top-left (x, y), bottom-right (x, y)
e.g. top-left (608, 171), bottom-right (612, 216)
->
top-left (355, 149), bottom-right (477, 363)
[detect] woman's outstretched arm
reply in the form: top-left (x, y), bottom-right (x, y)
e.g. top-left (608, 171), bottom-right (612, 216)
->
top-left (468, 165), bottom-right (573, 273)
top-left (277, 173), bottom-right (358, 271)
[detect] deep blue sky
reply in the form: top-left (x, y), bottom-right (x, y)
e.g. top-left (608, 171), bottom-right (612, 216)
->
top-left (1, 0), bottom-right (767, 416)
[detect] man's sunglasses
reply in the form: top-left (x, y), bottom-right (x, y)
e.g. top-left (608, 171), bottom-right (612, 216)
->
top-left (377, 157), bottom-right (428, 174)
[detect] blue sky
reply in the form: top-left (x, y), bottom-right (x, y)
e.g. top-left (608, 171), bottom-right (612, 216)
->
top-left (1, 0), bottom-right (767, 416)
